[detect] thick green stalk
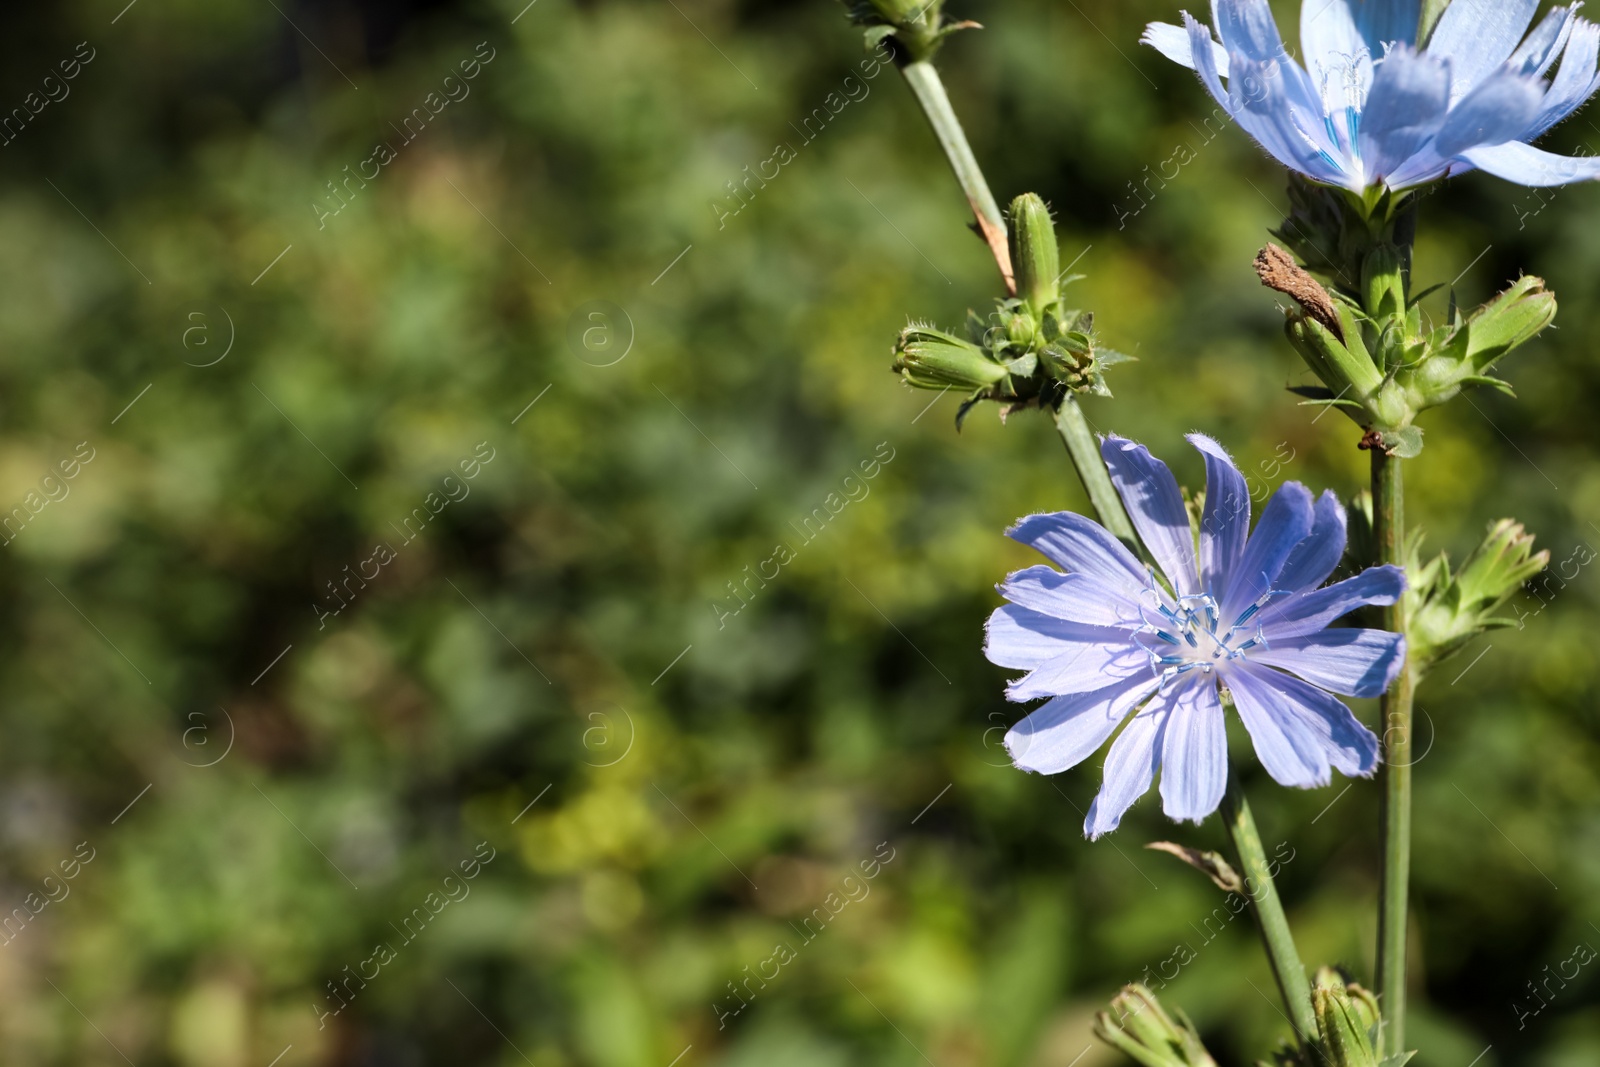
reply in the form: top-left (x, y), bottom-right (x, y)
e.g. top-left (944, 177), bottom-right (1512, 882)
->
top-left (896, 60), bottom-right (1014, 293)
top-left (1222, 776), bottom-right (1318, 1047)
top-left (1052, 399), bottom-right (1142, 556)
top-left (1373, 450), bottom-right (1414, 1055)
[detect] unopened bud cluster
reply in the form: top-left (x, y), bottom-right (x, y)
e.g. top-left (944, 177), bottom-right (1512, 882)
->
top-left (892, 194), bottom-right (1129, 426)
top-left (1261, 181), bottom-right (1556, 458)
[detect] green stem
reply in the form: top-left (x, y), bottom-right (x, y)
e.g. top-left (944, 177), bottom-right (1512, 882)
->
top-left (1052, 399), bottom-right (1143, 558)
top-left (896, 60), bottom-right (1014, 293)
top-left (1222, 775), bottom-right (1318, 1048)
top-left (1373, 449), bottom-right (1414, 1056)
top-left (891, 35), bottom-right (1318, 1053)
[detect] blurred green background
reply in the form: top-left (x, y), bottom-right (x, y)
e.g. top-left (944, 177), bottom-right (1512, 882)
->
top-left (0, 0), bottom-right (1596, 1063)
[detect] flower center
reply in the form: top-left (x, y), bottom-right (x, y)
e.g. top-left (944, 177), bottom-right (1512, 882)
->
top-left (1135, 586), bottom-right (1279, 690)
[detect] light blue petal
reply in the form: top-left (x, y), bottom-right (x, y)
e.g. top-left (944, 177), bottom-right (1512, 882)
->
top-left (1275, 490), bottom-right (1347, 594)
top-left (1359, 43), bottom-right (1452, 182)
top-left (1216, 0), bottom-right (1342, 131)
top-left (1434, 71), bottom-right (1547, 158)
top-left (1158, 678), bottom-right (1228, 823)
top-left (1142, 21), bottom-right (1233, 78)
top-left (1233, 663), bottom-right (1380, 778)
top-left (1257, 565), bottom-right (1406, 640)
top-left (1459, 140), bottom-right (1600, 184)
top-left (1382, 144), bottom-right (1461, 188)
top-left (1193, 10), bottom-right (1349, 183)
top-left (1007, 639), bottom-right (1151, 702)
top-left (1221, 481), bottom-right (1314, 622)
top-left (1528, 18), bottom-right (1600, 138)
top-left (1005, 676), bottom-right (1161, 775)
top-left (1229, 54), bottom-right (1353, 184)
top-left (999, 567), bottom-right (1146, 628)
top-left (1101, 435), bottom-right (1200, 599)
top-left (1214, 0), bottom-right (1293, 61)
top-left (1084, 700), bottom-right (1169, 839)
top-left (1228, 662), bottom-right (1332, 786)
top-left (1510, 6), bottom-right (1577, 78)
top-left (985, 604), bottom-right (1135, 670)
top-left (1253, 628), bottom-right (1407, 697)
top-left (1188, 12), bottom-right (1244, 116)
top-left (1301, 0), bottom-right (1374, 114)
top-left (1428, 0), bottom-right (1541, 101)
top-left (1007, 512), bottom-right (1149, 596)
top-left (1348, 0), bottom-right (1419, 54)
top-left (1187, 434), bottom-right (1250, 596)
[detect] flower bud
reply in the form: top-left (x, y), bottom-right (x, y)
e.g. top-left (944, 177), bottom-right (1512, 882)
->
top-left (1461, 275), bottom-right (1556, 375)
top-left (892, 324), bottom-right (1008, 391)
top-left (1010, 193), bottom-right (1060, 316)
top-left (1392, 275), bottom-right (1555, 414)
top-left (1092, 985), bottom-right (1219, 1067)
top-left (1362, 245), bottom-right (1407, 329)
top-left (1406, 519), bottom-right (1551, 673)
top-left (1313, 969), bottom-right (1379, 1067)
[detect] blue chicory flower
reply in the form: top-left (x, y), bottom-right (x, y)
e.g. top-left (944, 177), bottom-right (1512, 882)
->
top-left (986, 435), bottom-right (1406, 838)
top-left (1143, 0), bottom-right (1600, 191)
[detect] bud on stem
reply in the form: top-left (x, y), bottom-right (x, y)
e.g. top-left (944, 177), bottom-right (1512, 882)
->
top-left (1092, 985), bottom-right (1219, 1067)
top-left (1010, 193), bottom-right (1060, 316)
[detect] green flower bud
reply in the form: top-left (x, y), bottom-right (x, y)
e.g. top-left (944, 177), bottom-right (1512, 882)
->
top-left (1462, 275), bottom-right (1556, 374)
top-left (1005, 310), bottom-right (1037, 349)
top-left (1010, 193), bottom-right (1060, 316)
top-left (1406, 519), bottom-right (1551, 673)
top-left (1093, 985), bottom-right (1219, 1067)
top-left (1362, 245), bottom-right (1407, 329)
top-left (1394, 276), bottom-right (1555, 413)
top-left (892, 323), bottom-right (1008, 391)
top-left (1313, 970), bottom-right (1379, 1067)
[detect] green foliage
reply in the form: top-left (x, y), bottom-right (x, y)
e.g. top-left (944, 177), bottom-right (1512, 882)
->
top-left (0, 0), bottom-right (1595, 1065)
